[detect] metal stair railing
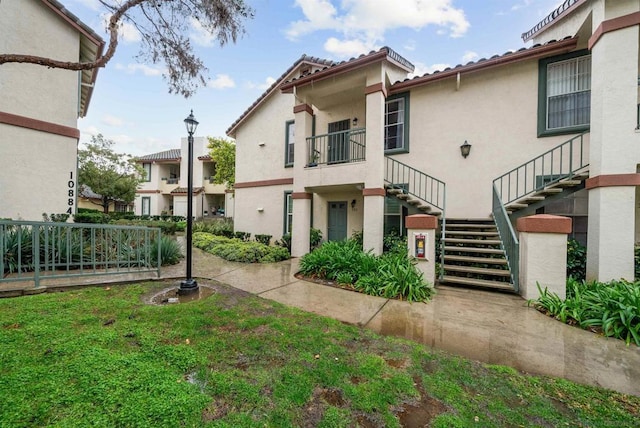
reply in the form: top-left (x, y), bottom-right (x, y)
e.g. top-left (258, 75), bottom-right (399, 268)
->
top-left (493, 131), bottom-right (589, 205)
top-left (491, 131), bottom-right (590, 292)
top-left (384, 156), bottom-right (446, 276)
top-left (492, 184), bottom-right (519, 292)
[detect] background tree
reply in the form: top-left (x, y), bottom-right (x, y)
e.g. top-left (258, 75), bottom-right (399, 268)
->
top-left (78, 134), bottom-right (144, 213)
top-left (0, 0), bottom-right (254, 97)
top-left (207, 137), bottom-right (235, 189)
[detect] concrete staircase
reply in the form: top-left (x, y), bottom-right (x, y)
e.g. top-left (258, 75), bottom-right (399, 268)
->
top-left (504, 171), bottom-right (589, 218)
top-left (439, 219), bottom-right (514, 292)
top-left (385, 185), bottom-right (441, 216)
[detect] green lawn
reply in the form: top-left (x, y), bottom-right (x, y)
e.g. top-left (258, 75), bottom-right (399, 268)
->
top-left (0, 282), bottom-right (638, 427)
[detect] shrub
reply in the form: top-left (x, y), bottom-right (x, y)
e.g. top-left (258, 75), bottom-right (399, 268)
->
top-left (153, 235), bottom-right (183, 266)
top-left (110, 219), bottom-right (177, 235)
top-left (383, 231), bottom-right (407, 254)
top-left (532, 278), bottom-right (640, 346)
top-left (192, 218), bottom-right (234, 237)
top-left (254, 234), bottom-right (271, 245)
top-left (275, 229), bottom-right (323, 252)
top-left (567, 239), bottom-right (586, 281)
top-left (299, 240), bottom-right (433, 302)
top-left (42, 213), bottom-right (70, 223)
top-left (234, 231), bottom-right (251, 242)
top-left (74, 212), bottom-right (108, 224)
top-left (192, 232), bottom-right (289, 263)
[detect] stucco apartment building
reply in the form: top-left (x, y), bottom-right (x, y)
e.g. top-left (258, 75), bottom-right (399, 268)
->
top-left (229, 0), bottom-right (640, 291)
top-left (134, 137), bottom-right (233, 219)
top-left (0, 0), bottom-right (103, 220)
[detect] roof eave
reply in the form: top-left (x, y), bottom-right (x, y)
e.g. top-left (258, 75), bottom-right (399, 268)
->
top-left (226, 57), bottom-right (334, 138)
top-left (521, 0), bottom-right (588, 42)
top-left (390, 37), bottom-right (578, 93)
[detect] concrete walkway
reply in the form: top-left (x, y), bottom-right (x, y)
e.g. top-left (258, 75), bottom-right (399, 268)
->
top-left (3, 247), bottom-right (640, 396)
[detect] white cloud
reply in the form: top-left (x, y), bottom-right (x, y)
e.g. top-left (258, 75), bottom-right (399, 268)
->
top-left (409, 61), bottom-right (451, 78)
top-left (102, 114), bottom-right (124, 127)
top-left (287, 0), bottom-right (470, 57)
top-left (101, 14), bottom-right (141, 43)
top-left (247, 77), bottom-right (277, 91)
top-left (190, 17), bottom-right (216, 47)
top-left (404, 40), bottom-right (417, 52)
top-left (208, 74), bottom-right (236, 89)
top-left (462, 51), bottom-right (479, 63)
top-left (324, 37), bottom-right (376, 58)
top-left (115, 63), bottom-right (164, 76)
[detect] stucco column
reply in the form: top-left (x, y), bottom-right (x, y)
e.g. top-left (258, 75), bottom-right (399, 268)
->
top-left (586, 15), bottom-right (640, 282)
top-left (405, 214), bottom-right (437, 284)
top-left (291, 103), bottom-right (314, 257)
top-left (363, 85), bottom-right (386, 254)
top-left (517, 215), bottom-right (571, 300)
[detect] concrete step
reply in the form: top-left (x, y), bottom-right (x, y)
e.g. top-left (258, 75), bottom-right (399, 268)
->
top-left (446, 223), bottom-right (497, 229)
top-left (386, 188), bottom-right (404, 195)
top-left (446, 230), bottom-right (499, 237)
top-left (536, 187), bottom-right (564, 196)
top-left (442, 264), bottom-right (511, 277)
top-left (444, 246), bottom-right (504, 255)
top-left (553, 179), bottom-right (582, 187)
top-left (444, 254), bottom-right (508, 265)
top-left (440, 275), bottom-right (514, 291)
top-left (407, 198), bottom-right (422, 206)
top-left (442, 238), bottom-right (502, 246)
top-left (396, 194), bottom-right (410, 200)
top-left (506, 202), bottom-right (528, 210)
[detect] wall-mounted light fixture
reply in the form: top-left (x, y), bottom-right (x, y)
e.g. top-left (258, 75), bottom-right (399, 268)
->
top-left (352, 117), bottom-right (358, 127)
top-left (351, 199), bottom-right (357, 211)
top-left (258, 141), bottom-right (265, 147)
top-left (257, 207), bottom-right (264, 212)
top-left (460, 140), bottom-right (472, 159)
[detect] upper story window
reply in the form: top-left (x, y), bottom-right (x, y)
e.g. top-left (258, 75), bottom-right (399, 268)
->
top-left (538, 51), bottom-right (591, 136)
top-left (142, 163), bottom-right (151, 182)
top-left (285, 120), bottom-right (295, 167)
top-left (385, 93), bottom-right (409, 153)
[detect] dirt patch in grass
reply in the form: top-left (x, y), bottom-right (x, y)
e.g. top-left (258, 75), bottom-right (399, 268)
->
top-left (395, 376), bottom-right (448, 428)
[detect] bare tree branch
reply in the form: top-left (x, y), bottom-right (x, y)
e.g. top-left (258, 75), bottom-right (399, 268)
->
top-left (0, 0), bottom-right (254, 97)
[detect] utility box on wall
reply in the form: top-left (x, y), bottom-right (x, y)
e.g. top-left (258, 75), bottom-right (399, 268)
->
top-left (406, 215), bottom-right (437, 284)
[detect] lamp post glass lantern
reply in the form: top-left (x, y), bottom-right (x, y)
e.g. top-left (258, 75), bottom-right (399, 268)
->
top-left (179, 110), bottom-right (199, 294)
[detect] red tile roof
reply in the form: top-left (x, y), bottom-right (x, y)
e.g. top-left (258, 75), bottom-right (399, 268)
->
top-left (521, 0), bottom-right (586, 42)
top-left (390, 37), bottom-right (578, 93)
top-left (136, 149), bottom-right (181, 162)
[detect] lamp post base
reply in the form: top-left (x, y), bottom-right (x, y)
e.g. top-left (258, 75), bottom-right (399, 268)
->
top-left (178, 278), bottom-right (199, 294)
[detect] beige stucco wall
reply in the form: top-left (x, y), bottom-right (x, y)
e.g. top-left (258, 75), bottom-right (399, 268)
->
top-left (395, 59), bottom-right (585, 218)
top-left (234, 92), bottom-right (295, 184)
top-left (0, 126), bottom-right (78, 220)
top-left (234, 185), bottom-right (292, 239)
top-left (0, 0), bottom-right (85, 221)
top-left (0, 0), bottom-right (80, 126)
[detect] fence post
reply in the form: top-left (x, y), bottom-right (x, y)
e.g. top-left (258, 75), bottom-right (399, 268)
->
top-left (33, 225), bottom-right (40, 288)
top-left (516, 214), bottom-right (572, 300)
top-left (406, 214), bottom-right (438, 285)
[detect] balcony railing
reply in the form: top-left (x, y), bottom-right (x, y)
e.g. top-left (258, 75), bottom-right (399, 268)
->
top-left (306, 128), bottom-right (365, 166)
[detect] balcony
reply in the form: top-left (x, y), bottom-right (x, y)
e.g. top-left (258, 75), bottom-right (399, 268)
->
top-left (306, 128), bottom-right (365, 167)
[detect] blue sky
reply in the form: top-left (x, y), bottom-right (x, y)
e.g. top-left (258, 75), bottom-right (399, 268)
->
top-left (68, 0), bottom-right (563, 156)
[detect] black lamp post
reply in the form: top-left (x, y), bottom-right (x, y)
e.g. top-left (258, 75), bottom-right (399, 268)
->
top-left (179, 110), bottom-right (199, 294)
top-left (460, 140), bottom-right (472, 158)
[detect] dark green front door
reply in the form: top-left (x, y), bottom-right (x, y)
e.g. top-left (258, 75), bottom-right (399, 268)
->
top-left (328, 201), bottom-right (348, 241)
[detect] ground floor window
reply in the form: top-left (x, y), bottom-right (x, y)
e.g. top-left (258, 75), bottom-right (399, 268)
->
top-left (141, 197), bottom-right (151, 216)
top-left (384, 196), bottom-right (405, 236)
top-left (284, 191), bottom-right (293, 235)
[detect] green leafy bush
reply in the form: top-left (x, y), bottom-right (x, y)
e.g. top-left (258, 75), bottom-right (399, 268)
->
top-left (234, 231), bottom-right (251, 242)
top-left (567, 239), bottom-right (586, 281)
top-left (110, 219), bottom-right (177, 235)
top-left (254, 234), bottom-right (272, 245)
top-left (192, 232), bottom-right (289, 263)
top-left (192, 218), bottom-right (234, 237)
top-left (74, 212), bottom-right (108, 224)
top-left (299, 239), bottom-right (433, 302)
top-left (383, 231), bottom-right (407, 254)
top-left (276, 228), bottom-right (323, 252)
top-left (532, 278), bottom-right (640, 346)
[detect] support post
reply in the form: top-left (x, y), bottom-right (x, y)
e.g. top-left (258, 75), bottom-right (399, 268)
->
top-left (405, 214), bottom-right (438, 284)
top-left (517, 214), bottom-right (571, 300)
